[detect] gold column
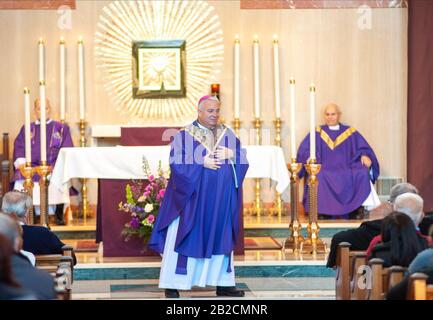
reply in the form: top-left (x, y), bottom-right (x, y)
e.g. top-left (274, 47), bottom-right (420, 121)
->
top-left (284, 160), bottom-right (304, 252)
top-left (251, 118), bottom-right (263, 217)
top-left (19, 163), bottom-right (36, 225)
top-left (301, 159), bottom-right (326, 255)
top-left (270, 118), bottom-right (285, 218)
top-left (36, 161), bottom-right (51, 228)
top-left (78, 120), bottom-right (90, 224)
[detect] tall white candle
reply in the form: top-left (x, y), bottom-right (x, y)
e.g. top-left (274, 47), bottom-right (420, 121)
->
top-left (24, 88), bottom-right (31, 164)
top-left (39, 81), bottom-right (47, 163)
top-left (234, 35), bottom-right (240, 119)
top-left (78, 37), bottom-right (85, 120)
top-left (289, 78), bottom-right (296, 160)
top-left (60, 37), bottom-right (66, 121)
top-left (309, 84), bottom-right (316, 161)
top-left (253, 35), bottom-right (260, 118)
top-left (273, 36), bottom-right (281, 119)
top-left (38, 38), bottom-right (45, 82)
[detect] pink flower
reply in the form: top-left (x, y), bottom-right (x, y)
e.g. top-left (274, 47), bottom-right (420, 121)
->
top-left (149, 175), bottom-right (155, 182)
top-left (147, 214), bottom-right (155, 224)
top-left (143, 191), bottom-right (150, 197)
top-left (158, 189), bottom-right (166, 198)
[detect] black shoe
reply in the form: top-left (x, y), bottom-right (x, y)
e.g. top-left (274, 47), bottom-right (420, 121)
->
top-left (55, 204), bottom-right (66, 225)
top-left (216, 286), bottom-right (245, 297)
top-left (165, 289), bottom-right (180, 298)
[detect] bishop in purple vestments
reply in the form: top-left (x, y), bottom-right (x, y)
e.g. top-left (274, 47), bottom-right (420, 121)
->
top-left (149, 95), bottom-right (249, 298)
top-left (297, 103), bottom-right (380, 218)
top-left (12, 99), bottom-right (74, 224)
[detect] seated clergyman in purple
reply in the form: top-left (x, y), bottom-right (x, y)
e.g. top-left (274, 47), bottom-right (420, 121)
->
top-left (148, 95), bottom-right (249, 298)
top-left (296, 103), bottom-right (380, 219)
top-left (12, 99), bottom-right (74, 225)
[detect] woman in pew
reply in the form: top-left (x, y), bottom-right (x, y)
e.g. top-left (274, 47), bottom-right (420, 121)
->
top-left (0, 234), bottom-right (36, 300)
top-left (386, 227), bottom-right (433, 300)
top-left (370, 212), bottom-right (428, 267)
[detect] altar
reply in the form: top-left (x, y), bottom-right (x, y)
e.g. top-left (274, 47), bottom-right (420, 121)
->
top-left (51, 145), bottom-right (290, 257)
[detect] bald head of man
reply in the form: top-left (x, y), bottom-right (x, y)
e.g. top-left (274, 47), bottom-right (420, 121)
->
top-left (34, 98), bottom-right (52, 121)
top-left (323, 103), bottom-right (341, 126)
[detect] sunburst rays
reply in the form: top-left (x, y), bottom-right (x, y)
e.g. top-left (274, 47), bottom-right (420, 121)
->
top-left (95, 0), bottom-right (224, 124)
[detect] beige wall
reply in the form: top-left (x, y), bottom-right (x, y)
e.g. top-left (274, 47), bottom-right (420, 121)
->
top-left (0, 1), bottom-right (407, 203)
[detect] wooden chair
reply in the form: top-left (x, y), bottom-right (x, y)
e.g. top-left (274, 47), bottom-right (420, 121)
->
top-left (1, 133), bottom-right (11, 200)
top-left (407, 273), bottom-right (433, 300)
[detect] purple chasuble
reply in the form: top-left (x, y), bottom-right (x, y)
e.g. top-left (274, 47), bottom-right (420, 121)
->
top-left (148, 122), bottom-right (249, 275)
top-left (13, 120), bottom-right (74, 182)
top-left (296, 124), bottom-right (380, 216)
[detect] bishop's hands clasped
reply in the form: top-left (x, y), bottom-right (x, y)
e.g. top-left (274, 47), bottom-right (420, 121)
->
top-left (203, 147), bottom-right (234, 170)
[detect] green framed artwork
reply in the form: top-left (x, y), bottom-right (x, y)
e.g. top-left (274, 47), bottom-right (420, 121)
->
top-left (132, 40), bottom-right (186, 98)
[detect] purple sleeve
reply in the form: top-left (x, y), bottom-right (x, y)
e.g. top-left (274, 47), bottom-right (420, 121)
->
top-left (61, 124), bottom-right (74, 148)
top-left (13, 125), bottom-right (26, 161)
top-left (353, 131), bottom-right (380, 183)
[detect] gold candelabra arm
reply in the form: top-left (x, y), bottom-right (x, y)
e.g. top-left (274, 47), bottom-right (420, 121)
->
top-left (19, 164), bottom-right (36, 225)
top-left (232, 118), bottom-right (241, 137)
top-left (274, 118), bottom-right (282, 147)
top-left (77, 120), bottom-right (91, 223)
top-left (270, 118), bottom-right (284, 218)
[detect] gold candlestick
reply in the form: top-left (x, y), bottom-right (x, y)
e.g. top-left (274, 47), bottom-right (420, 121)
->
top-left (19, 163), bottom-right (36, 225)
top-left (232, 118), bottom-right (241, 137)
top-left (251, 118), bottom-right (263, 217)
top-left (78, 120), bottom-right (90, 224)
top-left (301, 159), bottom-right (326, 255)
top-left (270, 118), bottom-right (285, 218)
top-left (284, 159), bottom-right (304, 252)
top-left (36, 161), bottom-right (52, 228)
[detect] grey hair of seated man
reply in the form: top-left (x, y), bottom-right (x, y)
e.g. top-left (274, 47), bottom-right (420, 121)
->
top-left (388, 182), bottom-right (418, 203)
top-left (1, 191), bottom-right (32, 220)
top-left (393, 193), bottom-right (424, 226)
top-left (0, 213), bottom-right (21, 252)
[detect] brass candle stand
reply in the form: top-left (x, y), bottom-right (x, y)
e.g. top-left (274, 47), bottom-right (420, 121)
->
top-left (270, 118), bottom-right (285, 218)
top-left (36, 161), bottom-right (52, 228)
top-left (301, 158), bottom-right (326, 255)
top-left (19, 163), bottom-right (36, 225)
top-left (232, 118), bottom-right (241, 137)
top-left (284, 159), bottom-right (304, 252)
top-left (250, 118), bottom-right (263, 217)
top-left (78, 120), bottom-right (91, 224)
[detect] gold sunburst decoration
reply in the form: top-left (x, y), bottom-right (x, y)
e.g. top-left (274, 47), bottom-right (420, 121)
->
top-left (95, 0), bottom-right (224, 124)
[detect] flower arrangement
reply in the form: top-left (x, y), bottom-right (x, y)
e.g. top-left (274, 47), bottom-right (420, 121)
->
top-left (118, 157), bottom-right (169, 244)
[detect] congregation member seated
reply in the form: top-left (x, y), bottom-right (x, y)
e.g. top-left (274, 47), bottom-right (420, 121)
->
top-left (1, 191), bottom-right (76, 265)
top-left (0, 234), bottom-right (36, 300)
top-left (326, 182), bottom-right (420, 268)
top-left (0, 213), bottom-right (56, 299)
top-left (386, 227), bottom-right (433, 300)
top-left (366, 193), bottom-right (432, 258)
top-left (369, 212), bottom-right (428, 267)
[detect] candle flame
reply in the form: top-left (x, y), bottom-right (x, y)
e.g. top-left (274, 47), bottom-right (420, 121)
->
top-left (38, 37), bottom-right (44, 44)
top-left (39, 80), bottom-right (45, 86)
top-left (289, 78), bottom-right (295, 85)
top-left (234, 34), bottom-right (240, 43)
top-left (24, 87), bottom-right (30, 94)
top-left (253, 34), bottom-right (259, 43)
top-left (310, 84), bottom-right (316, 92)
top-left (78, 36), bottom-right (84, 44)
top-left (60, 36), bottom-right (65, 44)
top-left (273, 34), bottom-right (279, 43)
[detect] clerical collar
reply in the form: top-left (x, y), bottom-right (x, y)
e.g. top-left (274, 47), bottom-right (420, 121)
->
top-left (196, 120), bottom-right (216, 132)
top-left (35, 119), bottom-right (53, 125)
top-left (328, 124), bottom-right (340, 131)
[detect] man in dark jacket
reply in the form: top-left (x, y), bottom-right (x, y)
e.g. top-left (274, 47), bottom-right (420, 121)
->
top-left (1, 191), bottom-right (76, 265)
top-left (0, 213), bottom-right (56, 300)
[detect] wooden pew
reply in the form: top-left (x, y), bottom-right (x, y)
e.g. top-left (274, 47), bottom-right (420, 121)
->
top-left (335, 242), bottom-right (366, 300)
top-left (368, 258), bottom-right (407, 300)
top-left (407, 273), bottom-right (433, 300)
top-left (1, 133), bottom-right (11, 199)
top-left (349, 252), bottom-right (368, 300)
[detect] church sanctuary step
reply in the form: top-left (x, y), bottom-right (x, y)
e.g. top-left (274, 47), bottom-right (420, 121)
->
top-left (73, 260), bottom-right (335, 281)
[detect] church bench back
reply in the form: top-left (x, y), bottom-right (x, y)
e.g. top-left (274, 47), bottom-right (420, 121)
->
top-left (350, 252), bottom-right (368, 300)
top-left (368, 259), bottom-right (407, 300)
top-left (407, 273), bottom-right (433, 300)
top-left (1, 133), bottom-right (11, 199)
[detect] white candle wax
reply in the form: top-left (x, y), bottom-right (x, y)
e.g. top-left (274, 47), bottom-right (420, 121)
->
top-left (60, 37), bottom-right (66, 121)
top-left (273, 37), bottom-right (281, 119)
top-left (38, 38), bottom-right (45, 82)
top-left (234, 36), bottom-right (240, 119)
top-left (253, 37), bottom-right (260, 118)
top-left (24, 88), bottom-right (31, 164)
top-left (309, 84), bottom-right (316, 161)
top-left (39, 82), bottom-right (47, 163)
top-left (289, 78), bottom-right (296, 160)
top-left (78, 38), bottom-right (85, 120)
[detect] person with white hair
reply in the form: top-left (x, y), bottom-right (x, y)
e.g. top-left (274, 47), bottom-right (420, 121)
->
top-left (366, 192), bottom-right (432, 257)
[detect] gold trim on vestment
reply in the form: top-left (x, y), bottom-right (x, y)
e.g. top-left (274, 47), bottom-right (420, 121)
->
top-left (316, 126), bottom-right (356, 150)
top-left (184, 123), bottom-right (227, 153)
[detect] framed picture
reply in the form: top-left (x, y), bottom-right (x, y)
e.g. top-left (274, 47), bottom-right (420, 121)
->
top-left (132, 40), bottom-right (186, 99)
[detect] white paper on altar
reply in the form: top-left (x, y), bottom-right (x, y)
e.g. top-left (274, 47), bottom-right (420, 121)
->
top-left (50, 145), bottom-right (291, 195)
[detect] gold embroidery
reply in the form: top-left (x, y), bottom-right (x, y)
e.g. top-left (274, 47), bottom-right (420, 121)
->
top-left (184, 123), bottom-right (227, 152)
top-left (316, 126), bottom-right (356, 150)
